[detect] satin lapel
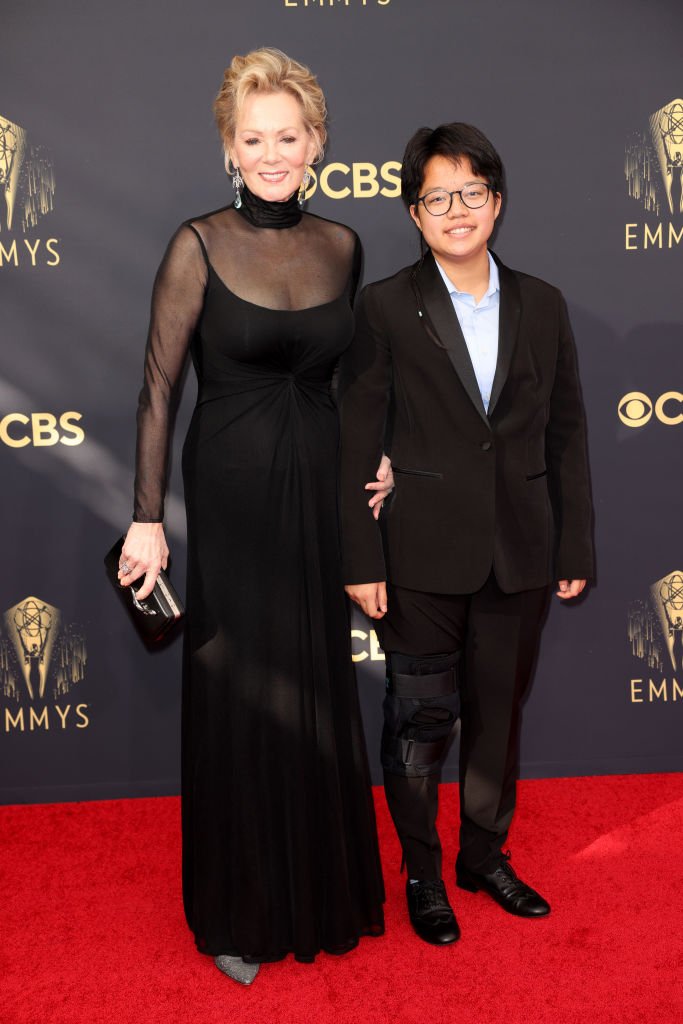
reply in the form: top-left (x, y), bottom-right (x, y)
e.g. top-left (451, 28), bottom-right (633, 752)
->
top-left (415, 252), bottom-right (488, 424)
top-left (488, 253), bottom-right (521, 417)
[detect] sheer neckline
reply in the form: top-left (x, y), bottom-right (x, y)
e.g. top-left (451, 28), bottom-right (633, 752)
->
top-left (207, 262), bottom-right (347, 313)
top-left (235, 182), bottom-right (301, 230)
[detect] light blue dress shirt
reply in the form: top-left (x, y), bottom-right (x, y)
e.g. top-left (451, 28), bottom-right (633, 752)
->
top-left (434, 251), bottom-right (500, 413)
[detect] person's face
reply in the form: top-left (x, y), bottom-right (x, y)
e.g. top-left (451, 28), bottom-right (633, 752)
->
top-left (228, 91), bottom-right (317, 203)
top-left (409, 155), bottom-right (501, 266)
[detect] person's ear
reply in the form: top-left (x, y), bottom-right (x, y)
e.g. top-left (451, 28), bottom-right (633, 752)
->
top-left (493, 192), bottom-right (502, 221)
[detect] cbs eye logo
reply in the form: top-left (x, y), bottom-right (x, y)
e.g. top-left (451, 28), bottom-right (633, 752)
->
top-left (618, 391), bottom-right (683, 428)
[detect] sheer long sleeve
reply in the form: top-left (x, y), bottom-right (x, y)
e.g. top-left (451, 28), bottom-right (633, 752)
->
top-left (133, 224), bottom-right (207, 522)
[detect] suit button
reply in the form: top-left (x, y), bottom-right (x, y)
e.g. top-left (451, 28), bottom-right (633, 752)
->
top-left (481, 441), bottom-right (492, 451)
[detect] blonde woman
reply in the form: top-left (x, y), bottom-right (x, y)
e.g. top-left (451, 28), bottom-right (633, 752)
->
top-left (120, 49), bottom-right (387, 983)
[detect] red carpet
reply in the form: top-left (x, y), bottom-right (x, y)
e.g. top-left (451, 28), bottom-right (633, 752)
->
top-left (2, 775), bottom-right (682, 1024)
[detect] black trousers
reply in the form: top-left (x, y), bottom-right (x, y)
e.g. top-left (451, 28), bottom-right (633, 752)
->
top-left (376, 572), bottom-right (550, 879)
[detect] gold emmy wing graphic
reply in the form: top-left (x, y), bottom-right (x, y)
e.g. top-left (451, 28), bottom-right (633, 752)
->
top-left (0, 114), bottom-right (55, 233)
top-left (625, 97), bottom-right (683, 217)
top-left (651, 571), bottom-right (683, 673)
top-left (628, 570), bottom-right (683, 675)
top-left (1, 597), bottom-right (87, 703)
top-left (4, 596), bottom-right (59, 699)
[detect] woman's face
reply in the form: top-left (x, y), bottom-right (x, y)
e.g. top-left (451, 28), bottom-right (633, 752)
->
top-left (229, 90), bottom-right (317, 203)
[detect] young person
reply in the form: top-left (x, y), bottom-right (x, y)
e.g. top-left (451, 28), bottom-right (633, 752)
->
top-left (340, 123), bottom-right (594, 945)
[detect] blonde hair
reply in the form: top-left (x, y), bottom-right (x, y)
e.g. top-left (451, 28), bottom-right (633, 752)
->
top-left (214, 47), bottom-right (327, 163)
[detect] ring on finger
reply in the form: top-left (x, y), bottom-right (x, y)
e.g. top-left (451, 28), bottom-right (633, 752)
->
top-left (120, 561), bottom-right (132, 574)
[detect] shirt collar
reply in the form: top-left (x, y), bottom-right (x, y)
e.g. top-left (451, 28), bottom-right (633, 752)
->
top-left (434, 251), bottom-right (499, 302)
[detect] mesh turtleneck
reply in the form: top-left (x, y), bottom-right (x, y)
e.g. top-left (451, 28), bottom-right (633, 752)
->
top-left (235, 181), bottom-right (302, 229)
top-left (132, 199), bottom-right (361, 522)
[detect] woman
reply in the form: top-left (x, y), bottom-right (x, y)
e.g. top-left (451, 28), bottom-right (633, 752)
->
top-left (119, 48), bottom-right (388, 984)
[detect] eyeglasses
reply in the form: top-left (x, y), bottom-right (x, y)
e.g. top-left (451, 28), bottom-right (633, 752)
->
top-left (417, 183), bottom-right (494, 215)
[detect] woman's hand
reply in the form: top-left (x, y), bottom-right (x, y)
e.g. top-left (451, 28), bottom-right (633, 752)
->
top-left (365, 454), bottom-right (394, 521)
top-left (118, 522), bottom-right (170, 601)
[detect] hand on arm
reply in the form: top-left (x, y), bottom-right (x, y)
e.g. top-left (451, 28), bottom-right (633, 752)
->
top-left (345, 582), bottom-right (388, 619)
top-left (338, 284), bottom-right (393, 584)
top-left (365, 454), bottom-right (394, 520)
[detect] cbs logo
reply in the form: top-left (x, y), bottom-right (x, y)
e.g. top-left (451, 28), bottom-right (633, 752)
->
top-left (618, 392), bottom-right (683, 428)
top-left (350, 628), bottom-right (386, 663)
top-left (305, 161), bottom-right (401, 200)
top-left (0, 412), bottom-right (85, 447)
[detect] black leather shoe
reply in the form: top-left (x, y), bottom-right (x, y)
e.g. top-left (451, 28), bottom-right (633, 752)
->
top-left (456, 852), bottom-right (550, 917)
top-left (406, 879), bottom-right (461, 944)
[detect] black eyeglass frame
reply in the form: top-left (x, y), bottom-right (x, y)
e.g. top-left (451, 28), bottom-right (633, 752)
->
top-left (416, 183), bottom-right (496, 215)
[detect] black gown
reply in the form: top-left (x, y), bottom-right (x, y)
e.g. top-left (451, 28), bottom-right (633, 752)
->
top-left (133, 185), bottom-right (385, 962)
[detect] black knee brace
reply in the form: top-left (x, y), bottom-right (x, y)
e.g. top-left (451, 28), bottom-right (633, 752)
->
top-left (381, 651), bottom-right (460, 778)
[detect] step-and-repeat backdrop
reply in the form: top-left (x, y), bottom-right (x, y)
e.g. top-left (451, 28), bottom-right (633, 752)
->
top-left (2, 0), bottom-right (682, 802)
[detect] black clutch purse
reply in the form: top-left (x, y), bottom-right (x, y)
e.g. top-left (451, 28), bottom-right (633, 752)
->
top-left (104, 537), bottom-right (184, 642)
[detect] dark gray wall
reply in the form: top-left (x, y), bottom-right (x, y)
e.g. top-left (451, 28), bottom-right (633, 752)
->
top-left (1, 0), bottom-right (682, 802)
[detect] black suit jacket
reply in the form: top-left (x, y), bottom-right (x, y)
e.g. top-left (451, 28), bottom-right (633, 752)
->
top-left (339, 250), bottom-right (594, 595)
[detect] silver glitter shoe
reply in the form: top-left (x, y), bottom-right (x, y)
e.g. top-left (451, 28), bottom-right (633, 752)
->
top-left (214, 955), bottom-right (260, 986)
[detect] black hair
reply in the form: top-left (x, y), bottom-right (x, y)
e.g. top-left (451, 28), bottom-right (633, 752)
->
top-left (400, 122), bottom-right (505, 209)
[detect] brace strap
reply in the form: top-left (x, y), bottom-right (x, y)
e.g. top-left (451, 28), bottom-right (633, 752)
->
top-left (390, 668), bottom-right (456, 699)
top-left (402, 737), bottom-right (445, 765)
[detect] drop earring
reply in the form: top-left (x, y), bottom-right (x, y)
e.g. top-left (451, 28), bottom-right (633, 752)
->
top-left (298, 168), bottom-right (312, 208)
top-left (228, 160), bottom-right (244, 209)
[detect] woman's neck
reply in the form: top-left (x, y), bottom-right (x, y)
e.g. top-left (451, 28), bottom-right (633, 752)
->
top-left (235, 181), bottom-right (302, 229)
